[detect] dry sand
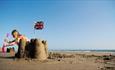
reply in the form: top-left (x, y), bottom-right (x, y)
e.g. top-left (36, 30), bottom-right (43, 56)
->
top-left (0, 52), bottom-right (115, 70)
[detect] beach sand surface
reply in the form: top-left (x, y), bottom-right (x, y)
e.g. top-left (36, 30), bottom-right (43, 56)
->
top-left (0, 52), bottom-right (115, 70)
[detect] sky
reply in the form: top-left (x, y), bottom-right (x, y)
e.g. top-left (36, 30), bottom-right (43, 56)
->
top-left (0, 0), bottom-right (115, 50)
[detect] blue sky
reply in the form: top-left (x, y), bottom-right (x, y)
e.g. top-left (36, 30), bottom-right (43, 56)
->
top-left (0, 0), bottom-right (115, 50)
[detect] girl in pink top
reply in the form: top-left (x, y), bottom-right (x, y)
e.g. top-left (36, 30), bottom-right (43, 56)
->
top-left (6, 30), bottom-right (29, 58)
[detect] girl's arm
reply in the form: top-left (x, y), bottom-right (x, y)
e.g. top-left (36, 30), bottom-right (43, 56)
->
top-left (5, 39), bottom-right (17, 46)
top-left (8, 39), bottom-right (16, 43)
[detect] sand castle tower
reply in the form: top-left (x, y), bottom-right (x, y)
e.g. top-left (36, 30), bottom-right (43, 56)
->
top-left (42, 40), bottom-right (48, 58)
top-left (27, 38), bottom-right (48, 60)
top-left (34, 39), bottom-right (48, 60)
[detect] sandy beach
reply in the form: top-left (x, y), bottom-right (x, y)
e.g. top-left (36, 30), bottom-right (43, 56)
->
top-left (0, 51), bottom-right (115, 70)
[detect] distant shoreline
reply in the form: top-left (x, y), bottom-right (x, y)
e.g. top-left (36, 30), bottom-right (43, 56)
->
top-left (49, 49), bottom-right (115, 52)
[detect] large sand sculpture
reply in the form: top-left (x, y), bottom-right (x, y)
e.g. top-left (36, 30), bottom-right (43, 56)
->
top-left (25, 39), bottom-right (48, 61)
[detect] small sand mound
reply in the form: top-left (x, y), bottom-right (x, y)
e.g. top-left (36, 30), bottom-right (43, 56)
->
top-left (48, 52), bottom-right (75, 59)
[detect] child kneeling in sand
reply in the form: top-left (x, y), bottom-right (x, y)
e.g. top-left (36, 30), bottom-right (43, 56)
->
top-left (6, 29), bottom-right (30, 58)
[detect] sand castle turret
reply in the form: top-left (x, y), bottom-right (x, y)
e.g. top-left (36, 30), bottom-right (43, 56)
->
top-left (27, 39), bottom-right (48, 61)
top-left (35, 39), bottom-right (47, 60)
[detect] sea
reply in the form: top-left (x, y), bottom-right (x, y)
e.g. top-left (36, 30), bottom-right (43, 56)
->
top-left (49, 49), bottom-right (115, 55)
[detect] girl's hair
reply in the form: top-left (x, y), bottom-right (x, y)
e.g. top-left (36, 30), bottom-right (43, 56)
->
top-left (11, 29), bottom-right (20, 35)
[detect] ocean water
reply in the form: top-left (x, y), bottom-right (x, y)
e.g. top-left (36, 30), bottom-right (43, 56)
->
top-left (50, 49), bottom-right (115, 52)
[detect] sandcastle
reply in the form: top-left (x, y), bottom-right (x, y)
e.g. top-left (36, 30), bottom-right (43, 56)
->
top-left (25, 38), bottom-right (48, 61)
top-left (35, 39), bottom-right (47, 60)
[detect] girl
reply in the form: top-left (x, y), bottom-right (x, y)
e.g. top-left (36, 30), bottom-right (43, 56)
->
top-left (8, 30), bottom-right (29, 58)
